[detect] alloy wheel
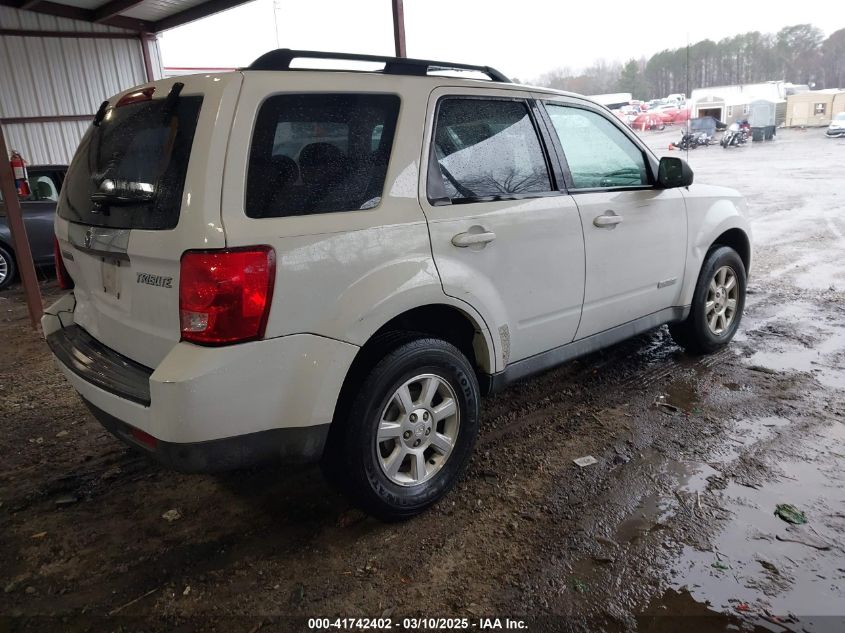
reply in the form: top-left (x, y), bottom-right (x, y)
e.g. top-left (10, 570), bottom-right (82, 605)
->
top-left (705, 265), bottom-right (738, 336)
top-left (376, 373), bottom-right (460, 486)
top-left (0, 251), bottom-right (8, 286)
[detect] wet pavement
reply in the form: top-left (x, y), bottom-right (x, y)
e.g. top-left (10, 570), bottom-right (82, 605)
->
top-left (1, 128), bottom-right (844, 631)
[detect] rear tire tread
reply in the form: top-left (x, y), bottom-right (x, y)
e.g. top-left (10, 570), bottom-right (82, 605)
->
top-left (326, 336), bottom-right (479, 521)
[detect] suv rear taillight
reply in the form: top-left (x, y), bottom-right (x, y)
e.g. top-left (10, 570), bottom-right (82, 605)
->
top-left (54, 237), bottom-right (74, 290)
top-left (179, 247), bottom-right (275, 345)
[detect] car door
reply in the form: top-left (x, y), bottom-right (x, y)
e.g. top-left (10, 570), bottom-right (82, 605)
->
top-left (0, 170), bottom-right (60, 263)
top-left (421, 88), bottom-right (585, 366)
top-left (538, 97), bottom-right (687, 340)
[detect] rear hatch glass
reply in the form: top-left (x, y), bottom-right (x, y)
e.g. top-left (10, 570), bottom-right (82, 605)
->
top-left (59, 92), bottom-right (202, 230)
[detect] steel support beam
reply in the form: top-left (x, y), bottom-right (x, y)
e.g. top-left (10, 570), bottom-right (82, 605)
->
top-left (0, 0), bottom-right (153, 31)
top-left (0, 126), bottom-right (42, 330)
top-left (1, 114), bottom-right (94, 124)
top-left (391, 0), bottom-right (406, 58)
top-left (140, 32), bottom-right (155, 81)
top-left (0, 27), bottom-right (139, 38)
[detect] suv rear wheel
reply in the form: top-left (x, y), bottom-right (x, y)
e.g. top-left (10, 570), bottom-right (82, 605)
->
top-left (669, 245), bottom-right (746, 354)
top-left (332, 337), bottom-right (480, 521)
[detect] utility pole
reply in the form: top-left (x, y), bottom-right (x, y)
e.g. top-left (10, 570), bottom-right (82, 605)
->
top-left (392, 0), bottom-right (406, 58)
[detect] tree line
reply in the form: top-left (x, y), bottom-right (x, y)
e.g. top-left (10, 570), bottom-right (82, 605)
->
top-left (536, 25), bottom-right (845, 101)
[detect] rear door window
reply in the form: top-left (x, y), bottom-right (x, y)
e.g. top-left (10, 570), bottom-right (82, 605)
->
top-left (59, 94), bottom-right (203, 230)
top-left (246, 93), bottom-right (400, 218)
top-left (429, 98), bottom-right (552, 202)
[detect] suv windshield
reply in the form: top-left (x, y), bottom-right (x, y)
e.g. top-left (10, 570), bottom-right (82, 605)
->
top-left (59, 94), bottom-right (202, 230)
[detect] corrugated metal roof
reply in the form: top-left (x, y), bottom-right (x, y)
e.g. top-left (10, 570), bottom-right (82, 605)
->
top-left (0, 5), bottom-right (133, 33)
top-left (0, 0), bottom-right (258, 33)
top-left (123, 0), bottom-right (209, 21)
top-left (51, 0), bottom-right (107, 10)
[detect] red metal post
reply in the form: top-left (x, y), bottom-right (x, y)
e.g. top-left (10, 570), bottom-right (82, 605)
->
top-left (0, 126), bottom-right (42, 329)
top-left (391, 0), bottom-right (406, 58)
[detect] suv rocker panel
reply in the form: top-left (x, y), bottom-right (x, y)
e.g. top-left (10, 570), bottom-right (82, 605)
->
top-left (482, 305), bottom-right (690, 393)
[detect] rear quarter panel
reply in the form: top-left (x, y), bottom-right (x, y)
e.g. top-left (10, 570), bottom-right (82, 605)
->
top-left (0, 203), bottom-right (56, 264)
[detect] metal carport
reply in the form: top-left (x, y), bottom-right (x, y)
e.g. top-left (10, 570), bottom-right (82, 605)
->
top-left (0, 0), bottom-right (408, 328)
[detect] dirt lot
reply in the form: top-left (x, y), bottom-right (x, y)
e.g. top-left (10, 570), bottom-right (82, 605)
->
top-left (2, 128), bottom-right (844, 632)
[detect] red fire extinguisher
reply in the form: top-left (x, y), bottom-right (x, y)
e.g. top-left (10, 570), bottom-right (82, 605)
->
top-left (10, 150), bottom-right (30, 198)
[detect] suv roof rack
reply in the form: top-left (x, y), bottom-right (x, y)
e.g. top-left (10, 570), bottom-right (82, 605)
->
top-left (246, 48), bottom-right (511, 83)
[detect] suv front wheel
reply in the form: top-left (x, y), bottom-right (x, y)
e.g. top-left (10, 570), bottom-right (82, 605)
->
top-left (334, 337), bottom-right (480, 521)
top-left (669, 245), bottom-right (747, 354)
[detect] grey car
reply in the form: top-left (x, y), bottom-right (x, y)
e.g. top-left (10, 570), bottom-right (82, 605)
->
top-left (0, 165), bottom-right (67, 290)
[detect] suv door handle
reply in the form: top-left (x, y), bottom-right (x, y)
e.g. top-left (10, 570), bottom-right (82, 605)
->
top-left (593, 212), bottom-right (623, 228)
top-left (451, 231), bottom-right (497, 248)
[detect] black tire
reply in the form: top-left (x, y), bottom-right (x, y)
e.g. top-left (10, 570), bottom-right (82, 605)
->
top-left (329, 337), bottom-right (480, 521)
top-left (669, 245), bottom-right (746, 355)
top-left (0, 244), bottom-right (16, 291)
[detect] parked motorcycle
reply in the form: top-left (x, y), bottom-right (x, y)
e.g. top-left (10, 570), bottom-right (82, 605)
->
top-left (721, 120), bottom-right (751, 148)
top-left (672, 116), bottom-right (717, 150)
top-left (675, 132), bottom-right (707, 150)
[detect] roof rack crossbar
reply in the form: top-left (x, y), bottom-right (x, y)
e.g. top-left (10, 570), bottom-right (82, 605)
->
top-left (246, 49), bottom-right (510, 83)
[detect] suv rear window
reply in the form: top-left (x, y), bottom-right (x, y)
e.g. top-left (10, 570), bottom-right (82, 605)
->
top-left (59, 95), bottom-right (202, 230)
top-left (246, 93), bottom-right (400, 218)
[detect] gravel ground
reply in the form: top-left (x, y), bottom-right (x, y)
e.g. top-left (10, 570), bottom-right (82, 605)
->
top-left (1, 128), bottom-right (844, 632)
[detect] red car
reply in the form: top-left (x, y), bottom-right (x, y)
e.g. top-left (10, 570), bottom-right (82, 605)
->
top-left (631, 112), bottom-right (665, 131)
top-left (654, 108), bottom-right (679, 123)
top-left (671, 108), bottom-right (691, 123)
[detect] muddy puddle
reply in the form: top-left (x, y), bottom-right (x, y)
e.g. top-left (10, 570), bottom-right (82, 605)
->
top-left (637, 588), bottom-right (772, 632)
top-left (635, 416), bottom-right (845, 629)
top-left (738, 300), bottom-right (845, 390)
top-left (561, 352), bottom-right (845, 632)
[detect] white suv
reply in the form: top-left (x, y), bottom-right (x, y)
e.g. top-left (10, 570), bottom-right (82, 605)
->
top-left (44, 50), bottom-right (751, 519)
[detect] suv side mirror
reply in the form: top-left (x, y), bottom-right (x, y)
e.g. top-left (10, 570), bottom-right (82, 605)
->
top-left (657, 156), bottom-right (694, 189)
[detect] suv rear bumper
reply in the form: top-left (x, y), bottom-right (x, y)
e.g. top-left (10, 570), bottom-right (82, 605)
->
top-left (46, 324), bottom-right (153, 406)
top-left (82, 399), bottom-right (329, 472)
top-left (42, 293), bottom-right (359, 471)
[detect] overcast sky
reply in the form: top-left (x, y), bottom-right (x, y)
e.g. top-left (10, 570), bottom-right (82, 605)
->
top-left (159, 0), bottom-right (835, 82)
